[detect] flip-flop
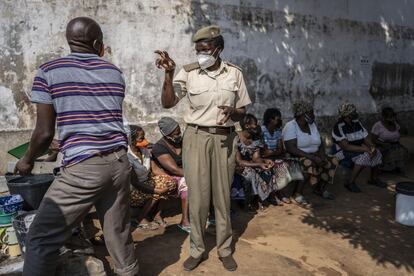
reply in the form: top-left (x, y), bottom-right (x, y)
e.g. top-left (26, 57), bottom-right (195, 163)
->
top-left (154, 219), bottom-right (168, 227)
top-left (177, 224), bottom-right (191, 233)
top-left (293, 195), bottom-right (310, 207)
top-left (267, 197), bottom-right (283, 206)
top-left (137, 222), bottom-right (159, 230)
top-left (314, 189), bottom-right (335, 200)
top-left (322, 190), bottom-right (335, 200)
top-left (280, 196), bottom-right (292, 204)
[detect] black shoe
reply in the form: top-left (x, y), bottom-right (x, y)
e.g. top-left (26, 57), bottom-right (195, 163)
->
top-left (368, 179), bottom-right (387, 188)
top-left (183, 256), bottom-right (204, 271)
top-left (345, 182), bottom-right (362, 193)
top-left (219, 255), bottom-right (237, 271)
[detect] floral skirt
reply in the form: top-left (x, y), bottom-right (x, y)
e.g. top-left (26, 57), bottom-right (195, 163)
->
top-left (130, 174), bottom-right (178, 208)
top-left (298, 156), bottom-right (338, 186)
top-left (240, 167), bottom-right (276, 201)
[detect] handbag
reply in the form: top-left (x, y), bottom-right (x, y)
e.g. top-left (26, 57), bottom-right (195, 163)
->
top-left (273, 159), bottom-right (304, 190)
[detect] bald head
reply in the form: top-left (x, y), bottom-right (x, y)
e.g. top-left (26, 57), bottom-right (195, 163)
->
top-left (66, 17), bottom-right (104, 56)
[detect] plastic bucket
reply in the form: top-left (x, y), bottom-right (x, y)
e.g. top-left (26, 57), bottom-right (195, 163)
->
top-left (6, 174), bottom-right (54, 210)
top-left (12, 211), bottom-right (37, 255)
top-left (395, 182), bottom-right (414, 226)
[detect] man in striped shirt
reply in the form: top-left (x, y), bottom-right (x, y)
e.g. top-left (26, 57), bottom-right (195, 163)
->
top-left (15, 17), bottom-right (138, 276)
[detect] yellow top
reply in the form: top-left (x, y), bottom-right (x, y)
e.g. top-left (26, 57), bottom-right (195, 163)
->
top-left (173, 61), bottom-right (251, 127)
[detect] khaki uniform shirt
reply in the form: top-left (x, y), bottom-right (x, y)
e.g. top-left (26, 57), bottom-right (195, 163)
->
top-left (173, 61), bottom-right (251, 127)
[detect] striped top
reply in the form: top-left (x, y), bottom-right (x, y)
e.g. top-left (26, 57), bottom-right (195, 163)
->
top-left (261, 125), bottom-right (282, 151)
top-left (332, 119), bottom-right (368, 152)
top-left (31, 53), bottom-right (127, 167)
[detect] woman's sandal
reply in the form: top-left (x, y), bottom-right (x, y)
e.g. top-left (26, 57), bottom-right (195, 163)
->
top-left (293, 195), bottom-right (310, 207)
top-left (154, 218), bottom-right (168, 227)
top-left (177, 224), bottom-right (191, 234)
top-left (314, 189), bottom-right (335, 200)
top-left (137, 222), bottom-right (159, 230)
top-left (280, 196), bottom-right (292, 204)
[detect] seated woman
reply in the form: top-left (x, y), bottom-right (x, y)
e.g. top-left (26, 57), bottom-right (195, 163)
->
top-left (128, 125), bottom-right (174, 230)
top-left (283, 101), bottom-right (337, 205)
top-left (332, 103), bottom-right (385, 193)
top-left (150, 117), bottom-right (190, 233)
top-left (236, 114), bottom-right (276, 210)
top-left (371, 107), bottom-right (409, 172)
top-left (261, 108), bottom-right (304, 204)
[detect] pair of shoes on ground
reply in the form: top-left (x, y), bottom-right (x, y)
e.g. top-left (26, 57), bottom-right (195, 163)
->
top-left (293, 195), bottom-right (310, 207)
top-left (313, 189), bottom-right (335, 200)
top-left (183, 254), bottom-right (237, 271)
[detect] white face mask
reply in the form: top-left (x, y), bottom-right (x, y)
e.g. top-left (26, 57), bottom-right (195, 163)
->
top-left (197, 48), bottom-right (220, 69)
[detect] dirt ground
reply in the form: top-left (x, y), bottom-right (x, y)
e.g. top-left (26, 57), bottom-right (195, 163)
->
top-left (94, 139), bottom-right (414, 276)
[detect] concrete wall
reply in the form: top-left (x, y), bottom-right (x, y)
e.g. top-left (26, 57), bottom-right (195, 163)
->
top-left (1, 0), bottom-right (414, 172)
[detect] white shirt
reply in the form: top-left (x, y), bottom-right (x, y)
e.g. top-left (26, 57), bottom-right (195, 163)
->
top-left (282, 119), bottom-right (321, 153)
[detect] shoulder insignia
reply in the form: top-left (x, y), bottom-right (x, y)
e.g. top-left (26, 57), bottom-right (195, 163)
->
top-left (183, 62), bottom-right (200, 72)
top-left (224, 61), bottom-right (242, 71)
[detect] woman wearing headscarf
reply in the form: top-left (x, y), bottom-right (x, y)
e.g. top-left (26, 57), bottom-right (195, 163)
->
top-left (150, 117), bottom-right (190, 232)
top-left (283, 101), bottom-right (337, 205)
top-left (332, 103), bottom-right (385, 193)
top-left (371, 107), bottom-right (409, 172)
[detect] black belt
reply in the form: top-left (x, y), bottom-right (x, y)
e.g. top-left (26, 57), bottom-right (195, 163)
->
top-left (188, 124), bottom-right (235, 135)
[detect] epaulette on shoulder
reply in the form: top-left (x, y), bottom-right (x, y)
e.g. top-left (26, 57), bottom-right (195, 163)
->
top-left (183, 62), bottom-right (200, 72)
top-left (224, 61), bottom-right (242, 71)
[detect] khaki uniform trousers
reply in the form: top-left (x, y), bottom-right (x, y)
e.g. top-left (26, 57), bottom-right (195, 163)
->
top-left (23, 149), bottom-right (139, 276)
top-left (182, 126), bottom-right (237, 258)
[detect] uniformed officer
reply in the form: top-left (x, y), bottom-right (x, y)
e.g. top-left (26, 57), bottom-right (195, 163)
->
top-left (155, 25), bottom-right (251, 271)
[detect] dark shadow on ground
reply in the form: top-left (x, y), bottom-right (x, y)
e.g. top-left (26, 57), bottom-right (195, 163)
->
top-left (301, 164), bottom-right (414, 272)
top-left (93, 197), bottom-right (256, 276)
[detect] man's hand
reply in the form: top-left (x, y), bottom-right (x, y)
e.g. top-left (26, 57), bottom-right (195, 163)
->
top-left (155, 50), bottom-right (176, 72)
top-left (14, 157), bottom-right (34, 176)
top-left (217, 106), bottom-right (235, 125)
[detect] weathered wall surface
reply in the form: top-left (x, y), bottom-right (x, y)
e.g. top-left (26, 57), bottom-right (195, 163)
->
top-left (1, 0), bottom-right (414, 172)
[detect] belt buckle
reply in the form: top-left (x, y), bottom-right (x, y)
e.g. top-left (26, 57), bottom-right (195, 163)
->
top-left (208, 127), bottom-right (217, 134)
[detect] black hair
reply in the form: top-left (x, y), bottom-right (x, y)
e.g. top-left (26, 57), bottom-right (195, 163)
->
top-left (240, 113), bottom-right (258, 130)
top-left (129, 125), bottom-right (144, 144)
top-left (382, 106), bottom-right (395, 118)
top-left (263, 108), bottom-right (282, 126)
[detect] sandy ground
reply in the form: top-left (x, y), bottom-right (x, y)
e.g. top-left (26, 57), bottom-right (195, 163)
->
top-left (93, 138), bottom-right (414, 276)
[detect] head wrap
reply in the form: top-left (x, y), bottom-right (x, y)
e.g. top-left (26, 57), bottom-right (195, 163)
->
top-left (338, 103), bottom-right (357, 117)
top-left (292, 101), bottom-right (313, 117)
top-left (158, 117), bottom-right (179, 137)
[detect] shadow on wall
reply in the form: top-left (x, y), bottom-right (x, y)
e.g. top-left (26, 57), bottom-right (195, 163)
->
top-left (185, 0), bottom-right (414, 121)
top-left (301, 169), bottom-right (414, 272)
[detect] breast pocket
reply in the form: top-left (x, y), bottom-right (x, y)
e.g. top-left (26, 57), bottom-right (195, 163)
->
top-left (188, 86), bottom-right (211, 110)
top-left (219, 82), bottom-right (238, 107)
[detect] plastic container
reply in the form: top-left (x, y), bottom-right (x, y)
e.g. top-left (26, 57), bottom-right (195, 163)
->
top-left (0, 212), bottom-right (17, 225)
top-left (12, 211), bottom-right (36, 255)
top-left (0, 195), bottom-right (24, 214)
top-left (395, 182), bottom-right (414, 226)
top-left (6, 174), bottom-right (54, 210)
